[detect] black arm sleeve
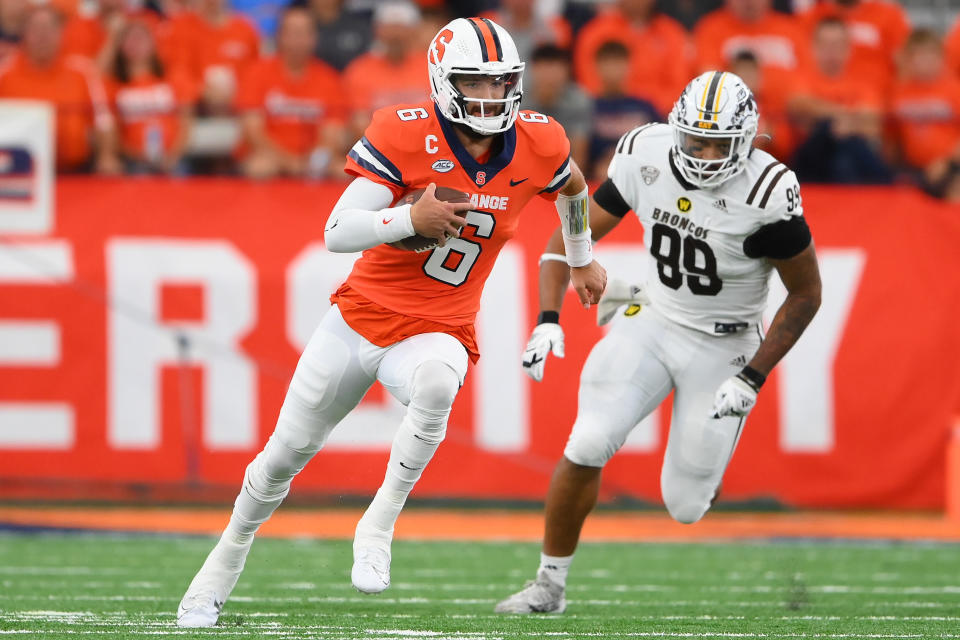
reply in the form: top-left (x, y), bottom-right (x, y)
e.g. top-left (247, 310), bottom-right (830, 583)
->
top-left (592, 178), bottom-right (632, 218)
top-left (743, 215), bottom-right (812, 260)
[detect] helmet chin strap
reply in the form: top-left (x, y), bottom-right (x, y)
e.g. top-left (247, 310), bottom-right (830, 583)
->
top-left (453, 120), bottom-right (498, 141)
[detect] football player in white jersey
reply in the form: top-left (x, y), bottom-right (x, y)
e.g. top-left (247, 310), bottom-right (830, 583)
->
top-left (495, 71), bottom-right (822, 614)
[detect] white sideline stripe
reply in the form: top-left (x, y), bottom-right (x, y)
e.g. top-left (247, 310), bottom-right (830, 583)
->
top-left (0, 321), bottom-right (59, 364)
top-left (0, 404), bottom-right (73, 448)
top-left (0, 241), bottom-right (73, 282)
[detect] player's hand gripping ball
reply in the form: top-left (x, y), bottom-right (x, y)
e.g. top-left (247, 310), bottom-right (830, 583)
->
top-left (391, 186), bottom-right (472, 252)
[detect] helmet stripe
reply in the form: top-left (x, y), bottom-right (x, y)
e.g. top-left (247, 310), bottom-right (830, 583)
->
top-left (703, 71), bottom-right (724, 121)
top-left (698, 71), bottom-right (714, 119)
top-left (712, 72), bottom-right (727, 121)
top-left (469, 17), bottom-right (500, 63)
top-left (480, 18), bottom-right (503, 62)
top-left (466, 18), bottom-right (489, 62)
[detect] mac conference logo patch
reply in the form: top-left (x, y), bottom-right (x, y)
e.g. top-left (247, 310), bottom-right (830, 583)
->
top-left (677, 197), bottom-right (692, 212)
top-left (431, 159), bottom-right (455, 173)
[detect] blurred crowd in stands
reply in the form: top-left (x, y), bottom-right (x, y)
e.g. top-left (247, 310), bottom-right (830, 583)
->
top-left (2, 0), bottom-right (960, 200)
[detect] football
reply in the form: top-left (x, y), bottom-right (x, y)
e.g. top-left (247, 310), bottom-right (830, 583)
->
top-left (390, 186), bottom-right (471, 253)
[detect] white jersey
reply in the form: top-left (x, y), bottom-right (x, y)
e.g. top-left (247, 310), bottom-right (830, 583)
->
top-left (606, 123), bottom-right (806, 335)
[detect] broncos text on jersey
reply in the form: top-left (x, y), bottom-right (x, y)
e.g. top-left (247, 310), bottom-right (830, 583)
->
top-left (605, 123), bottom-right (810, 335)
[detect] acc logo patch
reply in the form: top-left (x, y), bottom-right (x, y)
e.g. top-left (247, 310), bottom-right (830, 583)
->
top-left (641, 165), bottom-right (659, 185)
top-left (431, 159), bottom-right (455, 173)
top-left (677, 197), bottom-right (692, 212)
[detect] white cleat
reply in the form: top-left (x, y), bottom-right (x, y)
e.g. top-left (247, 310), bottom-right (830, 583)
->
top-left (176, 589), bottom-right (224, 628)
top-left (494, 570), bottom-right (567, 614)
top-left (176, 538), bottom-right (250, 628)
top-left (351, 544), bottom-right (391, 594)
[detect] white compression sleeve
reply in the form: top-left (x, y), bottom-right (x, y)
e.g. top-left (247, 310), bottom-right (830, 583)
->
top-left (324, 177), bottom-right (416, 253)
top-left (555, 186), bottom-right (592, 267)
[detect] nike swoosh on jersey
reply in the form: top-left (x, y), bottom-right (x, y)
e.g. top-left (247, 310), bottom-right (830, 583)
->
top-left (382, 218), bottom-right (393, 224)
top-left (509, 178), bottom-right (528, 186)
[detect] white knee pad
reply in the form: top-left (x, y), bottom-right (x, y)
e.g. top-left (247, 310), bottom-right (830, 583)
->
top-left (660, 465), bottom-right (717, 525)
top-left (563, 412), bottom-right (620, 468)
top-left (406, 360), bottom-right (460, 441)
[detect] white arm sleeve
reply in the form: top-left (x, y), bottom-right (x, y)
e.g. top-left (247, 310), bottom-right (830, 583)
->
top-left (324, 177), bottom-right (416, 253)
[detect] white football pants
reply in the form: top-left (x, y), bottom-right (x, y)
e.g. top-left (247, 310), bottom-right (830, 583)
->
top-left (563, 305), bottom-right (762, 524)
top-left (226, 305), bottom-right (468, 542)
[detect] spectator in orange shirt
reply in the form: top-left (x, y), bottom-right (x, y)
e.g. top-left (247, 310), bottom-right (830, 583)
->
top-left (890, 29), bottom-right (960, 201)
top-left (574, 0), bottom-right (690, 115)
top-left (480, 0), bottom-right (571, 67)
top-left (728, 49), bottom-right (796, 163)
top-left (343, 1), bottom-right (429, 138)
top-left (694, 0), bottom-right (806, 74)
top-left (789, 17), bottom-right (890, 183)
top-left (0, 5), bottom-right (120, 173)
top-left (0, 0), bottom-right (27, 64)
top-left (799, 0), bottom-right (909, 88)
top-left (105, 19), bottom-right (195, 174)
top-left (61, 0), bottom-right (159, 72)
top-left (238, 7), bottom-right (346, 179)
top-left (159, 0), bottom-right (258, 115)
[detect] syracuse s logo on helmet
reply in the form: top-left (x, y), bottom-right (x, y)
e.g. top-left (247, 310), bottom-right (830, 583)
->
top-left (430, 29), bottom-right (454, 64)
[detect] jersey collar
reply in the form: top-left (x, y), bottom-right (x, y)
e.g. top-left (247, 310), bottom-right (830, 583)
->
top-left (434, 103), bottom-right (517, 188)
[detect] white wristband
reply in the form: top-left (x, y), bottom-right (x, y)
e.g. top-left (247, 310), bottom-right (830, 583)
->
top-left (373, 204), bottom-right (415, 244)
top-left (555, 186), bottom-right (592, 267)
top-left (562, 232), bottom-right (593, 267)
top-left (539, 252), bottom-right (568, 265)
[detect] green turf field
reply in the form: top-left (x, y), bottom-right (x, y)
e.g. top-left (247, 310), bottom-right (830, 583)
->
top-left (1, 532), bottom-right (959, 639)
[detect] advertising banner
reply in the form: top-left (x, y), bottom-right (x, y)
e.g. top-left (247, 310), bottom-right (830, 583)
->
top-left (1, 179), bottom-right (958, 509)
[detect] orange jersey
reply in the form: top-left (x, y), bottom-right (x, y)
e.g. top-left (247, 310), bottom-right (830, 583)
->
top-left (61, 12), bottom-right (160, 61)
top-left (752, 68), bottom-right (798, 162)
top-left (237, 57), bottom-right (347, 155)
top-left (159, 13), bottom-right (259, 87)
top-left (343, 52), bottom-right (431, 114)
top-left (0, 52), bottom-right (111, 170)
top-left (694, 8), bottom-right (807, 73)
top-left (889, 75), bottom-right (960, 168)
top-left (195, 15), bottom-right (259, 82)
top-left (335, 101), bottom-right (572, 360)
top-left (107, 71), bottom-right (196, 159)
top-left (794, 66), bottom-right (883, 111)
top-left (800, 1), bottom-right (909, 81)
top-left (574, 9), bottom-right (691, 115)
top-left (155, 11), bottom-right (201, 76)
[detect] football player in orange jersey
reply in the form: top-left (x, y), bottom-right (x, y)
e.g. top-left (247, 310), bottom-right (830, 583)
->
top-left (176, 16), bottom-right (606, 628)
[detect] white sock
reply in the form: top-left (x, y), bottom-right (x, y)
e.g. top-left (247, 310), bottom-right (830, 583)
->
top-left (539, 553), bottom-right (573, 588)
top-left (356, 410), bottom-right (446, 545)
top-left (225, 435), bottom-right (316, 546)
top-left (357, 361), bottom-right (458, 548)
